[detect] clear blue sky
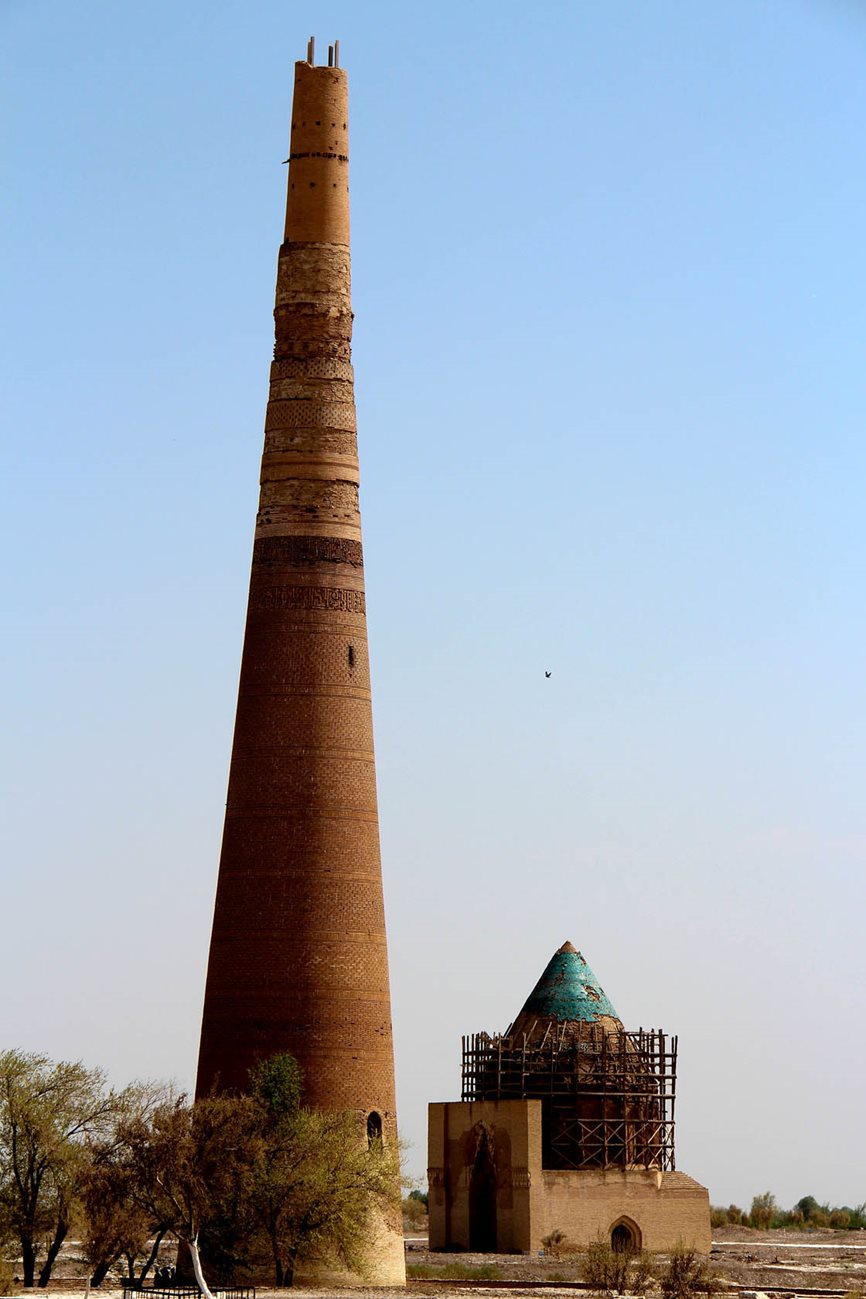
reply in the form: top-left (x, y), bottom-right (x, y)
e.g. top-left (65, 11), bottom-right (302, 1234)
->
top-left (3, 0), bottom-right (865, 1209)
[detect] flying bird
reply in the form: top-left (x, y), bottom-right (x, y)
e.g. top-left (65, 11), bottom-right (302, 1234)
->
top-left (545, 670), bottom-right (552, 679)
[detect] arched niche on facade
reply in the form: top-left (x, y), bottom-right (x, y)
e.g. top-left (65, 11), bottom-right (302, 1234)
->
top-left (610, 1216), bottom-right (642, 1252)
top-left (468, 1122), bottom-right (497, 1252)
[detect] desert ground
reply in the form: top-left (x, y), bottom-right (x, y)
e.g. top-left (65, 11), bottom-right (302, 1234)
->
top-left (402, 1226), bottom-right (866, 1293)
top-left (5, 1226), bottom-right (866, 1299)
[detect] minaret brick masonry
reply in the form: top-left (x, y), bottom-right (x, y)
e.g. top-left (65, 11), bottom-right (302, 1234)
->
top-left (196, 46), bottom-right (405, 1284)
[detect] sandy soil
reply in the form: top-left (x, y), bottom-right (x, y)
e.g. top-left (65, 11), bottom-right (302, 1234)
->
top-left (4, 1228), bottom-right (866, 1299)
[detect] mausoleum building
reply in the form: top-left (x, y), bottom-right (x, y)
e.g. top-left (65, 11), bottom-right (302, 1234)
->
top-left (428, 942), bottom-right (710, 1255)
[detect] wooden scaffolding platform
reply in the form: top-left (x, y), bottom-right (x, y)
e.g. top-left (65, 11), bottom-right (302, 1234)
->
top-left (461, 1025), bottom-right (676, 1172)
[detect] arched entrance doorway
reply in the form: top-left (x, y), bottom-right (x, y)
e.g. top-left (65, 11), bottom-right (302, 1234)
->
top-left (610, 1218), bottom-right (641, 1252)
top-left (468, 1125), bottom-right (497, 1251)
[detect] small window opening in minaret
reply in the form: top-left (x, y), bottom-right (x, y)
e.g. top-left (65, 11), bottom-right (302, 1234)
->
top-left (367, 1110), bottom-right (382, 1147)
top-left (348, 644), bottom-right (355, 669)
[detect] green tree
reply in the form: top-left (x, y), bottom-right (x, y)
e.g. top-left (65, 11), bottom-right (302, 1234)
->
top-left (248, 1054), bottom-right (401, 1286)
top-left (119, 1091), bottom-right (263, 1299)
top-left (749, 1192), bottom-right (777, 1230)
top-left (403, 1190), bottom-right (427, 1229)
top-left (249, 1054), bottom-right (301, 1120)
top-left (0, 1050), bottom-right (117, 1287)
top-left (81, 1149), bottom-right (166, 1287)
top-left (80, 1083), bottom-right (174, 1287)
top-left (796, 1195), bottom-right (820, 1222)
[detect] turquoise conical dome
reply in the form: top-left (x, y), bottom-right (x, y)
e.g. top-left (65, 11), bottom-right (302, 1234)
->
top-left (509, 940), bottom-right (622, 1036)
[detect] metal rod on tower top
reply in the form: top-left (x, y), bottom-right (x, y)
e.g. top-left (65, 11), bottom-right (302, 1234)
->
top-left (306, 35), bottom-right (314, 64)
top-left (334, 39), bottom-right (340, 67)
top-left (328, 44), bottom-right (334, 67)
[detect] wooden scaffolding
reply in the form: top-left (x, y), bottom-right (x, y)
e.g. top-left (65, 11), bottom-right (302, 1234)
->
top-left (461, 1025), bottom-right (676, 1172)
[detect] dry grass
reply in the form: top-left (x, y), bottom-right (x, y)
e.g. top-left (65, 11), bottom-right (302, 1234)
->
top-left (407, 1260), bottom-right (503, 1280)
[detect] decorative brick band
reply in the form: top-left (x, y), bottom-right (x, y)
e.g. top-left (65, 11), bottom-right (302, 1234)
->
top-left (250, 584), bottom-right (366, 614)
top-left (270, 358), bottom-right (354, 382)
top-left (264, 398), bottom-right (356, 432)
top-left (288, 151), bottom-right (349, 163)
top-left (253, 535), bottom-right (363, 568)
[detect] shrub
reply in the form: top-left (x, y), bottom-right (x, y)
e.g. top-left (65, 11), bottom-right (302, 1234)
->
top-left (659, 1245), bottom-right (715, 1299)
top-left (543, 1229), bottom-right (567, 1258)
top-left (580, 1238), bottom-right (656, 1295)
top-left (402, 1194), bottom-right (427, 1229)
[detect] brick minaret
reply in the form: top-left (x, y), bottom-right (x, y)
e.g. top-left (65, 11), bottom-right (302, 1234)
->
top-left (196, 45), bottom-right (404, 1284)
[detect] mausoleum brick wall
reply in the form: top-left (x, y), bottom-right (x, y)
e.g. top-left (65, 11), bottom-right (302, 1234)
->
top-left (429, 1100), bottom-right (710, 1255)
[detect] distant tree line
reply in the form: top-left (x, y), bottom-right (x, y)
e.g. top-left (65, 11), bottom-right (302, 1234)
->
top-left (401, 1188), bottom-right (428, 1229)
top-left (0, 1049), bottom-right (399, 1291)
top-left (712, 1192), bottom-right (866, 1231)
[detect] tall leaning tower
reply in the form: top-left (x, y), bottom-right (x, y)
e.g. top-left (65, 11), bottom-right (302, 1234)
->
top-left (196, 43), bottom-right (405, 1284)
